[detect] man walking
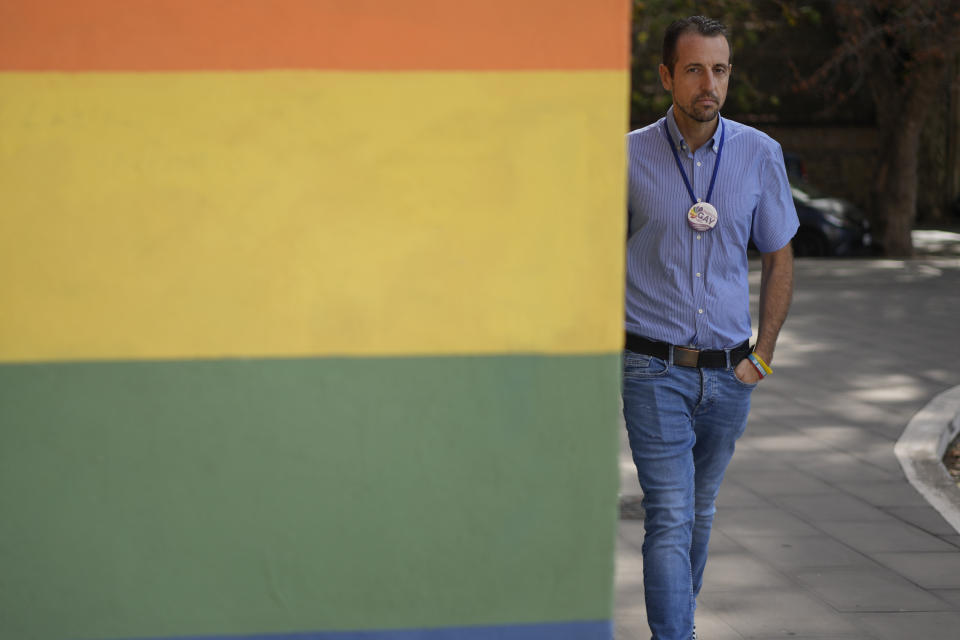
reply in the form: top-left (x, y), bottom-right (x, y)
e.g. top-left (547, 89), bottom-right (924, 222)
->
top-left (623, 16), bottom-right (798, 640)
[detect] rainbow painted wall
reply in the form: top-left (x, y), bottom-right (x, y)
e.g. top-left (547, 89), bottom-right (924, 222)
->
top-left (0, 2), bottom-right (629, 638)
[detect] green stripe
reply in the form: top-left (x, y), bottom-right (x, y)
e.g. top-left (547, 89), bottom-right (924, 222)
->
top-left (0, 355), bottom-right (620, 639)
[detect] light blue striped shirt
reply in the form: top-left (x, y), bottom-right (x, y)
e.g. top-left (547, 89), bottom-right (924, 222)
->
top-left (626, 107), bottom-right (799, 350)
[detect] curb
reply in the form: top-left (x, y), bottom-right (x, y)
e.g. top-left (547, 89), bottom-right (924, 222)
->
top-left (894, 385), bottom-right (960, 535)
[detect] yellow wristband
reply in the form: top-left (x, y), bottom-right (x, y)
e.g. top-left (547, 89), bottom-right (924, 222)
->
top-left (750, 351), bottom-right (773, 375)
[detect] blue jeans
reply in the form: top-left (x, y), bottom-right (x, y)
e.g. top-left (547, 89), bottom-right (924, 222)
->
top-left (622, 349), bottom-right (756, 640)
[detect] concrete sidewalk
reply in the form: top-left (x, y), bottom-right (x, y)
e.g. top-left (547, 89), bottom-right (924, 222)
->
top-left (615, 256), bottom-right (960, 639)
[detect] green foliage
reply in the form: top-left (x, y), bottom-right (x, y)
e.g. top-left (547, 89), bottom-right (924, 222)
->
top-left (631, 0), bottom-right (766, 125)
top-left (629, 0), bottom-right (868, 126)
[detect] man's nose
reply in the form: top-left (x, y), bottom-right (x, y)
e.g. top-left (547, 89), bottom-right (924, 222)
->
top-left (701, 71), bottom-right (718, 92)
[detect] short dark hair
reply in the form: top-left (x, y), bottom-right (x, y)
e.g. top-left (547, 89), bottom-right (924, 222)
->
top-left (662, 16), bottom-right (732, 75)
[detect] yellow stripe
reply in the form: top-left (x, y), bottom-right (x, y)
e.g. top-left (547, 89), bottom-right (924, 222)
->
top-left (0, 72), bottom-right (626, 362)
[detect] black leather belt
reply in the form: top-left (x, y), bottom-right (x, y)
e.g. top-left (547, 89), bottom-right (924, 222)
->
top-left (625, 333), bottom-right (751, 368)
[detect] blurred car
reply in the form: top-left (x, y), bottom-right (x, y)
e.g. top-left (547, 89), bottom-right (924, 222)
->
top-left (782, 152), bottom-right (872, 257)
top-left (783, 151), bottom-right (807, 182)
top-left (789, 179), bottom-right (872, 257)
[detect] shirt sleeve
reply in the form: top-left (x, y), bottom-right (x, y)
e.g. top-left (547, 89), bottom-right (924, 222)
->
top-left (751, 141), bottom-right (800, 253)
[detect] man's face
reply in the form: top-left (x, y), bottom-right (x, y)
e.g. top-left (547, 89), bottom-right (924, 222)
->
top-left (659, 33), bottom-right (731, 124)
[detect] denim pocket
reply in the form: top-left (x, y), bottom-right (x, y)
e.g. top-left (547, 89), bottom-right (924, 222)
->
top-left (623, 350), bottom-right (669, 379)
top-left (729, 366), bottom-right (759, 390)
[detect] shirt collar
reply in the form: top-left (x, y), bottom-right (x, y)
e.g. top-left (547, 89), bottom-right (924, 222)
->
top-left (666, 106), bottom-right (723, 154)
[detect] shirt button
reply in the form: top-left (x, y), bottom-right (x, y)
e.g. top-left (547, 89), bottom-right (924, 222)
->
top-left (697, 234), bottom-right (702, 240)
top-left (696, 272), bottom-right (702, 278)
top-left (697, 162), bottom-right (702, 167)
top-left (698, 309), bottom-right (704, 314)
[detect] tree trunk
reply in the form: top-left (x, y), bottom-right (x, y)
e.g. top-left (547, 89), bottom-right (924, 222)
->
top-left (947, 56), bottom-right (960, 214)
top-left (875, 120), bottom-right (921, 256)
top-left (871, 62), bottom-right (947, 257)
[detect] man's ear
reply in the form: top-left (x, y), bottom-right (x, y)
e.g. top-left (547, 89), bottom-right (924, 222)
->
top-left (659, 63), bottom-right (673, 92)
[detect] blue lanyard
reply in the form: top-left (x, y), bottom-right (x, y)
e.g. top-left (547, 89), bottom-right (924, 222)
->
top-left (662, 119), bottom-right (725, 206)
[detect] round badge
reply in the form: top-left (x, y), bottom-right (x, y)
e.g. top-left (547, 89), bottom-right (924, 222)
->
top-left (687, 202), bottom-right (718, 232)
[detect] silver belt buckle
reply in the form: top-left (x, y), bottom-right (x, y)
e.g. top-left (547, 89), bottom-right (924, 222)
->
top-left (673, 346), bottom-right (700, 367)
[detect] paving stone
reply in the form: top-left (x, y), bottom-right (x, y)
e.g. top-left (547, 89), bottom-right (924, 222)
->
top-left (848, 381), bottom-right (932, 406)
top-left (849, 444), bottom-right (909, 473)
top-left (614, 545), bottom-right (646, 619)
top-left (701, 551), bottom-right (792, 591)
top-left (619, 464), bottom-right (641, 495)
top-left (784, 451), bottom-right (898, 484)
top-left (714, 507), bottom-right (822, 537)
top-left (885, 506), bottom-right (959, 536)
top-left (856, 612), bottom-right (960, 639)
top-left (749, 401), bottom-right (822, 422)
top-left (926, 368), bottom-right (960, 385)
top-left (706, 528), bottom-right (745, 554)
top-left (613, 614), bottom-right (649, 640)
top-left (689, 609), bottom-right (746, 640)
top-left (794, 395), bottom-right (898, 432)
top-left (794, 567), bottom-right (953, 612)
top-left (716, 480), bottom-right (771, 508)
top-left (698, 588), bottom-right (862, 637)
top-left (741, 421), bottom-right (797, 435)
top-left (734, 535), bottom-right (873, 571)
top-left (940, 534), bottom-right (960, 549)
top-left (795, 423), bottom-right (876, 443)
top-left (847, 444), bottom-right (904, 474)
top-left (722, 468), bottom-right (835, 496)
top-left (618, 520), bottom-right (645, 555)
top-left (872, 552), bottom-right (960, 589)
top-left (724, 447), bottom-right (788, 473)
top-left (618, 431), bottom-right (642, 494)
top-left (815, 520), bottom-right (956, 553)
top-left (741, 429), bottom-right (836, 455)
top-left (865, 420), bottom-right (917, 442)
top-left (615, 549), bottom-right (644, 580)
top-left (772, 493), bottom-right (892, 523)
top-left (929, 589), bottom-right (960, 609)
top-left (794, 424), bottom-right (897, 456)
top-left (614, 586), bottom-right (646, 619)
top-left (748, 637), bottom-right (876, 640)
top-left (834, 481), bottom-right (929, 507)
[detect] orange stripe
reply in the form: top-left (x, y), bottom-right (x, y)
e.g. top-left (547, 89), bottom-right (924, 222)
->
top-left (0, 0), bottom-right (629, 71)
